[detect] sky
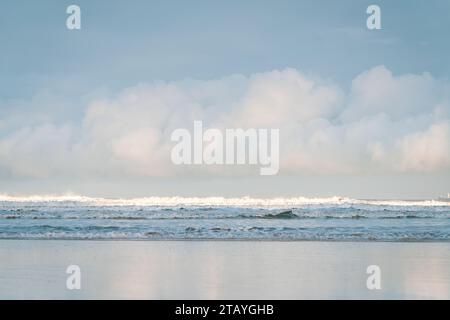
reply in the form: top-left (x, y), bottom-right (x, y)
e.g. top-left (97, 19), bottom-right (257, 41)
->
top-left (0, 0), bottom-right (450, 199)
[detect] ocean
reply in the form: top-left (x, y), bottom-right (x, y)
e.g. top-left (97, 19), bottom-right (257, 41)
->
top-left (1, 195), bottom-right (449, 241)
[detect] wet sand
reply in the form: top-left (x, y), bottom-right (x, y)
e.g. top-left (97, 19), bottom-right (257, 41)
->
top-left (0, 240), bottom-right (449, 299)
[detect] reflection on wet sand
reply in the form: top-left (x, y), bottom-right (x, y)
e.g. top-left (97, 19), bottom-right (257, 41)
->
top-left (0, 240), bottom-right (449, 299)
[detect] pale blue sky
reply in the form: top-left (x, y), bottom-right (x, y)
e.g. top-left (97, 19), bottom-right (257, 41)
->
top-left (1, 0), bottom-right (450, 198)
top-left (1, 0), bottom-right (449, 100)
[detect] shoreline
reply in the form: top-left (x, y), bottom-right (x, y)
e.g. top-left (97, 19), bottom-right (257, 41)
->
top-left (1, 240), bottom-right (449, 299)
top-left (0, 238), bottom-right (449, 243)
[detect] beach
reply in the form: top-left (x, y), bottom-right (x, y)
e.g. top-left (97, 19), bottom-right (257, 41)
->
top-left (0, 240), bottom-right (449, 299)
top-left (2, 0), bottom-right (450, 304)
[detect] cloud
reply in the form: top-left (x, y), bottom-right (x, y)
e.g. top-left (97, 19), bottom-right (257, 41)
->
top-left (397, 122), bottom-right (450, 172)
top-left (342, 66), bottom-right (449, 121)
top-left (0, 66), bottom-right (449, 179)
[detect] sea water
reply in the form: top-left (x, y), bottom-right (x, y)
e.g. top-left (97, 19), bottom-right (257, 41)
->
top-left (0, 195), bottom-right (449, 241)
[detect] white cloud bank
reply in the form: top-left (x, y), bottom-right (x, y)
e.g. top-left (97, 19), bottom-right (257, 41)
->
top-left (0, 66), bottom-right (449, 178)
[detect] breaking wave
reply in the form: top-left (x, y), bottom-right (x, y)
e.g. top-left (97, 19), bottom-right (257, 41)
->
top-left (1, 194), bottom-right (449, 241)
top-left (1, 194), bottom-right (449, 207)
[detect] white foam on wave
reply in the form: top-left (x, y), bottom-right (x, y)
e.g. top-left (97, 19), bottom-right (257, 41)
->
top-left (0, 194), bottom-right (449, 207)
